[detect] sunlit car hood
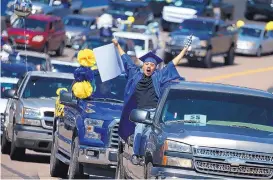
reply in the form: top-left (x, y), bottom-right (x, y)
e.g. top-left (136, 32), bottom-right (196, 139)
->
top-left (22, 98), bottom-right (55, 110)
top-left (65, 26), bottom-right (89, 36)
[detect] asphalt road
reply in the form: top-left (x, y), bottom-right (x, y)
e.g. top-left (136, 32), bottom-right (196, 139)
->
top-left (1, 0), bottom-right (273, 179)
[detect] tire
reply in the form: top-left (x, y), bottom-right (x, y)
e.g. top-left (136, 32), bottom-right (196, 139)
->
top-left (164, 52), bottom-right (173, 64)
top-left (256, 46), bottom-right (262, 57)
top-left (224, 46), bottom-right (235, 65)
top-left (10, 129), bottom-right (25, 160)
top-left (1, 130), bottom-right (11, 154)
top-left (56, 42), bottom-right (65, 56)
top-left (203, 49), bottom-right (212, 68)
top-left (43, 43), bottom-right (48, 54)
top-left (50, 130), bottom-right (68, 178)
top-left (115, 152), bottom-right (125, 179)
top-left (68, 136), bottom-right (88, 179)
top-left (245, 12), bottom-right (254, 20)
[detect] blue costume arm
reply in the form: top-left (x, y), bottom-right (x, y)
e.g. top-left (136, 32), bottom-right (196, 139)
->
top-left (121, 54), bottom-right (139, 79)
top-left (158, 61), bottom-right (181, 85)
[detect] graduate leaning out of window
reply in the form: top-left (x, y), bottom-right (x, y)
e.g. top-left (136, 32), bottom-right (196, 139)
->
top-left (112, 38), bottom-right (189, 164)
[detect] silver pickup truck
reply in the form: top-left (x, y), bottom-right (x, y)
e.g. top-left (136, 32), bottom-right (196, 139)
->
top-left (1, 71), bottom-right (74, 160)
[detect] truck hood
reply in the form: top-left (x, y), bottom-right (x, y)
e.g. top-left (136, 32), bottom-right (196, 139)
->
top-left (80, 101), bottom-right (123, 121)
top-left (163, 124), bottom-right (273, 153)
top-left (22, 98), bottom-right (55, 110)
top-left (0, 99), bottom-right (8, 113)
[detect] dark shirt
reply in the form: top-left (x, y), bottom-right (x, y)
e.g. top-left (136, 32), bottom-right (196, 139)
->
top-left (133, 74), bottom-right (158, 109)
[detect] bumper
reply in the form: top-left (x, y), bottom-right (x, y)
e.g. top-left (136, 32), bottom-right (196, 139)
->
top-left (13, 41), bottom-right (45, 51)
top-left (14, 124), bottom-right (52, 152)
top-left (235, 48), bottom-right (257, 55)
top-left (151, 167), bottom-right (243, 179)
top-left (166, 47), bottom-right (207, 59)
top-left (78, 145), bottom-right (118, 166)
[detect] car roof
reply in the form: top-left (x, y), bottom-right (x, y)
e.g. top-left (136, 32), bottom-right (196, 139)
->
top-left (51, 60), bottom-right (80, 67)
top-left (113, 31), bottom-right (152, 40)
top-left (0, 77), bottom-right (19, 84)
top-left (169, 81), bottom-right (273, 99)
top-left (28, 14), bottom-right (60, 22)
top-left (17, 50), bottom-right (50, 59)
top-left (241, 23), bottom-right (266, 30)
top-left (28, 71), bottom-right (74, 79)
top-left (65, 14), bottom-right (96, 21)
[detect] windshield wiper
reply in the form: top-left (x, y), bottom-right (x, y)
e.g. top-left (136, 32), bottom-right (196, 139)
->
top-left (230, 125), bottom-right (259, 130)
top-left (91, 98), bottom-right (123, 103)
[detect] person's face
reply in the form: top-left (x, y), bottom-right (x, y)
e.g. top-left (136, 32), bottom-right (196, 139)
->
top-left (142, 62), bottom-right (156, 77)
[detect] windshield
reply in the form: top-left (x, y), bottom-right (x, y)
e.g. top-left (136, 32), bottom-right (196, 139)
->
top-left (179, 19), bottom-right (214, 34)
top-left (23, 76), bottom-right (73, 99)
top-left (18, 55), bottom-right (47, 71)
top-left (107, 5), bottom-right (135, 16)
top-left (64, 18), bottom-right (91, 28)
top-left (31, 0), bottom-right (50, 4)
top-left (52, 64), bottom-right (78, 73)
top-left (171, 0), bottom-right (208, 8)
top-left (160, 89), bottom-right (273, 132)
top-left (88, 74), bottom-right (127, 102)
top-left (239, 27), bottom-right (262, 38)
top-left (116, 37), bottom-right (145, 51)
top-left (1, 82), bottom-right (17, 99)
top-left (12, 18), bottom-right (47, 32)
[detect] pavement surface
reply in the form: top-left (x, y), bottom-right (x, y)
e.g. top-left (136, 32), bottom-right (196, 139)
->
top-left (1, 0), bottom-right (273, 179)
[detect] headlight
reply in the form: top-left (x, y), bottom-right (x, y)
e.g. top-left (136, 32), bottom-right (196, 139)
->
top-left (32, 35), bottom-right (44, 42)
top-left (84, 118), bottom-right (103, 139)
top-left (24, 108), bottom-right (41, 118)
top-left (165, 140), bottom-right (191, 153)
top-left (200, 40), bottom-right (207, 47)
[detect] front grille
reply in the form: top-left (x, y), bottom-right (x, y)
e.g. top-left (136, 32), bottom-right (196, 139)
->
top-left (110, 122), bottom-right (119, 148)
top-left (193, 147), bottom-right (273, 178)
top-left (194, 159), bottom-right (273, 178)
top-left (44, 111), bottom-right (54, 117)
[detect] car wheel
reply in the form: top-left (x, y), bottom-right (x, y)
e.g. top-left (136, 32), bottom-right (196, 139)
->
top-left (50, 130), bottom-right (68, 178)
top-left (10, 129), bottom-right (25, 160)
top-left (56, 42), bottom-right (65, 56)
top-left (115, 152), bottom-right (125, 179)
top-left (224, 46), bottom-right (235, 65)
top-left (256, 46), bottom-right (262, 57)
top-left (164, 52), bottom-right (173, 64)
top-left (203, 49), bottom-right (212, 68)
top-left (68, 136), bottom-right (87, 179)
top-left (245, 12), bottom-right (254, 20)
top-left (1, 130), bottom-right (11, 154)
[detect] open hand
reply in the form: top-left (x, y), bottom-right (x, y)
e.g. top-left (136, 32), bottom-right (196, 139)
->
top-left (112, 39), bottom-right (119, 47)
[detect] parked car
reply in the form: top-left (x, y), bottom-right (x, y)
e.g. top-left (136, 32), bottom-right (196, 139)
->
top-left (2, 14), bottom-right (66, 56)
top-left (63, 14), bottom-right (97, 47)
top-left (0, 62), bottom-right (34, 135)
top-left (50, 72), bottom-right (127, 178)
top-left (106, 1), bottom-right (154, 25)
top-left (51, 59), bottom-right (79, 73)
top-left (245, 0), bottom-right (273, 20)
top-left (116, 81), bottom-right (273, 179)
top-left (161, 0), bottom-right (234, 31)
top-left (1, 71), bottom-right (74, 160)
top-left (164, 17), bottom-right (238, 68)
top-left (236, 23), bottom-right (273, 56)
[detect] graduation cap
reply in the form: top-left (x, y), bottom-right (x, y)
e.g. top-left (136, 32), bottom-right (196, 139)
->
top-left (139, 51), bottom-right (163, 66)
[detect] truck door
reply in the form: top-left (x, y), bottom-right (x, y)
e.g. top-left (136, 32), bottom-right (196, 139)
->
top-left (211, 24), bottom-right (222, 54)
top-left (262, 30), bottom-right (273, 53)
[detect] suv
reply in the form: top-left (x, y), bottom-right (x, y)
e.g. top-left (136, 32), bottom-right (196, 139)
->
top-left (1, 71), bottom-right (74, 160)
top-left (164, 17), bottom-right (238, 68)
top-left (2, 14), bottom-right (66, 56)
top-left (116, 81), bottom-right (273, 179)
top-left (245, 0), bottom-right (273, 20)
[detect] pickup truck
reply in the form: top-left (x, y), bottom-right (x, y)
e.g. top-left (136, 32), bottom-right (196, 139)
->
top-left (164, 17), bottom-right (238, 68)
top-left (116, 81), bottom-right (273, 179)
top-left (161, 0), bottom-right (234, 31)
top-left (1, 71), bottom-right (74, 160)
top-left (49, 72), bottom-right (127, 179)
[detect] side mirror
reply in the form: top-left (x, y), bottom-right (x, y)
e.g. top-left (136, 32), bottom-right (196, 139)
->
top-left (53, 0), bottom-right (61, 6)
top-left (4, 89), bottom-right (18, 99)
top-left (60, 91), bottom-right (77, 106)
top-left (129, 109), bottom-right (153, 125)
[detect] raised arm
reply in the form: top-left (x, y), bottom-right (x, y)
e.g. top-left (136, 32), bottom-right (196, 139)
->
top-left (112, 39), bottom-right (126, 56)
top-left (172, 47), bottom-right (188, 66)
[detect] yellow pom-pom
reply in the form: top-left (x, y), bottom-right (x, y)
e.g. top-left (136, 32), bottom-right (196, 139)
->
top-left (56, 88), bottom-right (68, 95)
top-left (72, 81), bottom-right (93, 99)
top-left (236, 20), bottom-right (245, 28)
top-left (77, 49), bottom-right (96, 67)
top-left (265, 21), bottom-right (273, 31)
top-left (91, 65), bottom-right (98, 70)
top-left (127, 16), bottom-right (135, 23)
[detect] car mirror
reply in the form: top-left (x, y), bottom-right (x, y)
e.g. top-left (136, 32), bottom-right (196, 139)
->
top-left (60, 91), bottom-right (77, 106)
top-left (129, 109), bottom-right (153, 125)
top-left (4, 89), bottom-right (18, 99)
top-left (53, 0), bottom-right (61, 6)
